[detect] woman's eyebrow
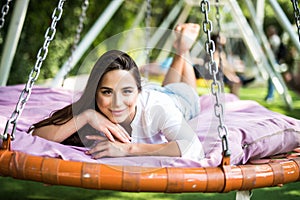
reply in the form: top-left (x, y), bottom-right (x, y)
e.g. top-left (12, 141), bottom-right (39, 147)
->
top-left (98, 86), bottom-right (135, 90)
top-left (122, 86), bottom-right (135, 89)
top-left (99, 86), bottom-right (112, 90)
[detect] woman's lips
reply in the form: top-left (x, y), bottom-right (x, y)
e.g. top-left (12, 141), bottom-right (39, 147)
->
top-left (110, 108), bottom-right (126, 116)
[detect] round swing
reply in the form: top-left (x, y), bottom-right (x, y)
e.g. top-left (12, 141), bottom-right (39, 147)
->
top-left (0, 0), bottom-right (300, 194)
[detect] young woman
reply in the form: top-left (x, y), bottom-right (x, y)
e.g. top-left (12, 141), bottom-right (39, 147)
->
top-left (30, 23), bottom-right (205, 162)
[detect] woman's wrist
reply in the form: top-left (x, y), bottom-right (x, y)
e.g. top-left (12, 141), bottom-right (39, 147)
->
top-left (126, 143), bottom-right (149, 156)
top-left (126, 142), bottom-right (180, 157)
top-left (126, 143), bottom-right (136, 156)
top-left (82, 109), bottom-right (94, 124)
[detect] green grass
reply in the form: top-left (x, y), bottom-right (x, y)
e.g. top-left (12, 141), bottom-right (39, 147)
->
top-left (0, 85), bottom-right (300, 200)
top-left (0, 177), bottom-right (299, 200)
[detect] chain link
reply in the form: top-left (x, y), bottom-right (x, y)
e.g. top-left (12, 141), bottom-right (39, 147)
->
top-left (215, 0), bottom-right (221, 34)
top-left (0, 0), bottom-right (12, 29)
top-left (2, 0), bottom-right (66, 141)
top-left (215, 0), bottom-right (223, 73)
top-left (291, 0), bottom-right (300, 43)
top-left (200, 0), bottom-right (230, 157)
top-left (62, 0), bottom-right (89, 85)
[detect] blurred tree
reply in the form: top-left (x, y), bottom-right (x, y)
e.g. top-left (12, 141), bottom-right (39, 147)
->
top-left (0, 0), bottom-right (296, 85)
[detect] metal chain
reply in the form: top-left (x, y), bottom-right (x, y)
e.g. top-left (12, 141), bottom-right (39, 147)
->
top-left (200, 0), bottom-right (230, 157)
top-left (215, 0), bottom-right (221, 35)
top-left (215, 0), bottom-right (223, 87)
top-left (62, 0), bottom-right (89, 85)
top-left (2, 0), bottom-right (66, 141)
top-left (291, 0), bottom-right (300, 43)
top-left (0, 0), bottom-right (12, 29)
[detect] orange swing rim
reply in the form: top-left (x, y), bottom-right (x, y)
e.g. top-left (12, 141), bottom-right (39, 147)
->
top-left (1, 137), bottom-right (300, 193)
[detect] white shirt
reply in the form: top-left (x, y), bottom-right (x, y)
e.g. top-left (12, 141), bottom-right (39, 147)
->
top-left (130, 87), bottom-right (204, 162)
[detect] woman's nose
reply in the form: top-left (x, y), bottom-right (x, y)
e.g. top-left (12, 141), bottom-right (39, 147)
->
top-left (112, 92), bottom-right (122, 107)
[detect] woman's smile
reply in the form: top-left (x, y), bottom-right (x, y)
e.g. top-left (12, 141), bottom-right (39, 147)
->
top-left (110, 108), bottom-right (127, 116)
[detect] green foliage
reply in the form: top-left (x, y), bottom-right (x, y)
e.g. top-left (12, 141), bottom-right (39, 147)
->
top-left (0, 0), bottom-right (298, 85)
top-left (264, 0), bottom-right (295, 35)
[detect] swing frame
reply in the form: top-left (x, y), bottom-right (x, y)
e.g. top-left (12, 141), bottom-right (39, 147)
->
top-left (0, 0), bottom-right (300, 194)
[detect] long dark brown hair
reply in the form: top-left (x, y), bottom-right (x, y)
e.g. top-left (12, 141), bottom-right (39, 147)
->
top-left (29, 50), bottom-right (142, 146)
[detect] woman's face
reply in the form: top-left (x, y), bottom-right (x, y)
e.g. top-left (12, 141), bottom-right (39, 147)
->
top-left (96, 69), bottom-right (139, 124)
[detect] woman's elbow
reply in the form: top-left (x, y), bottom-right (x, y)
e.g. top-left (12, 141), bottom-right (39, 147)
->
top-left (31, 127), bottom-right (61, 143)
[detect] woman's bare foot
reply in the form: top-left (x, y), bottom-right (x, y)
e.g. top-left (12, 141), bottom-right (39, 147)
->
top-left (162, 23), bottom-right (200, 88)
top-left (173, 23), bottom-right (200, 55)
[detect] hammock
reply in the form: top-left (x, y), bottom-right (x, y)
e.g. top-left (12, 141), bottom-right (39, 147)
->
top-left (0, 84), bottom-right (299, 192)
top-left (1, 0), bottom-right (300, 194)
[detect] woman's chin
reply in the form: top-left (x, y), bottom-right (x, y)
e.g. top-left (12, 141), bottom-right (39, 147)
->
top-left (110, 117), bottom-right (127, 124)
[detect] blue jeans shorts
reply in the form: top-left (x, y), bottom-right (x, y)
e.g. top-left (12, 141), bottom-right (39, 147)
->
top-left (144, 82), bottom-right (200, 120)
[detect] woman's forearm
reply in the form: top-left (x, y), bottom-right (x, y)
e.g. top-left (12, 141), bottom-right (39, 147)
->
top-left (127, 141), bottom-right (181, 157)
top-left (86, 139), bottom-right (181, 159)
top-left (32, 109), bottom-right (131, 143)
top-left (32, 110), bottom-right (90, 142)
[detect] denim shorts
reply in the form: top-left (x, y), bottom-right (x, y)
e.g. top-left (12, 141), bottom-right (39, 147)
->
top-left (144, 82), bottom-right (200, 120)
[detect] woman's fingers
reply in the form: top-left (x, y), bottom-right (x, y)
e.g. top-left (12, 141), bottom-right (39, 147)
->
top-left (85, 140), bottom-right (108, 159)
top-left (85, 140), bottom-right (128, 159)
top-left (87, 123), bottom-right (131, 144)
top-left (106, 124), bottom-right (131, 143)
top-left (116, 124), bottom-right (131, 141)
top-left (101, 127), bottom-right (116, 142)
top-left (87, 111), bottom-right (131, 143)
top-left (85, 135), bottom-right (106, 141)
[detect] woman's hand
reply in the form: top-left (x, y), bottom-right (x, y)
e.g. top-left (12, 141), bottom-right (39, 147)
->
top-left (82, 109), bottom-right (131, 143)
top-left (85, 135), bottom-right (181, 159)
top-left (85, 135), bottom-right (130, 159)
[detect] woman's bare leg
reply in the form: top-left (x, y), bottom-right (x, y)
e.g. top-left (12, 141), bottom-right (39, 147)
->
top-left (162, 23), bottom-right (200, 90)
top-left (181, 51), bottom-right (197, 90)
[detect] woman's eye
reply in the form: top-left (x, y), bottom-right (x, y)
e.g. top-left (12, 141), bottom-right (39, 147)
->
top-left (101, 90), bottom-right (112, 95)
top-left (123, 89), bottom-right (133, 95)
